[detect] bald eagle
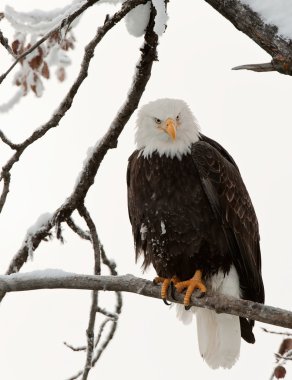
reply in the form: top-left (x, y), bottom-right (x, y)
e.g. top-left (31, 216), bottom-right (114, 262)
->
top-left (127, 98), bottom-right (264, 369)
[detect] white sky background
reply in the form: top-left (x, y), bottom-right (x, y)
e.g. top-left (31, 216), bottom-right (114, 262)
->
top-left (0, 0), bottom-right (292, 379)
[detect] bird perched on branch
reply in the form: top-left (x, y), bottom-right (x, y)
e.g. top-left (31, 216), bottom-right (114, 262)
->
top-left (127, 98), bottom-right (264, 369)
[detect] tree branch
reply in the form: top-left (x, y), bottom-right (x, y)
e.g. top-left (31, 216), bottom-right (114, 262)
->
top-left (204, 0), bottom-right (292, 76)
top-left (66, 217), bottom-right (91, 241)
top-left (78, 204), bottom-right (101, 380)
top-left (0, 130), bottom-right (20, 150)
top-left (0, 272), bottom-right (291, 329)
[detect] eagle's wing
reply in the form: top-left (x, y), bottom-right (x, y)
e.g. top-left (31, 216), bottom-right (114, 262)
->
top-left (127, 150), bottom-right (147, 264)
top-left (191, 140), bottom-right (264, 305)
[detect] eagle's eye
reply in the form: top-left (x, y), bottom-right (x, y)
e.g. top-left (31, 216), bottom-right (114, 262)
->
top-left (154, 118), bottom-right (161, 124)
top-left (176, 114), bottom-right (180, 122)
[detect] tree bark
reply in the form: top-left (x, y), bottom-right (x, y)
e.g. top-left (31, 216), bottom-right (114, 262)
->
top-left (204, 0), bottom-right (292, 75)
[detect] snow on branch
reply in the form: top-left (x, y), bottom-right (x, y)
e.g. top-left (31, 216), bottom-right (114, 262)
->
top-left (204, 0), bottom-right (292, 76)
top-left (0, 271), bottom-right (292, 329)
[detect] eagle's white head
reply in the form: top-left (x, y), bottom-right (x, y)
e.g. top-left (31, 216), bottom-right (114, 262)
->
top-left (135, 98), bottom-right (200, 159)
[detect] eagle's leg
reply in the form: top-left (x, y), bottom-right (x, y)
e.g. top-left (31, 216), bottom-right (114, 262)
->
top-left (175, 270), bottom-right (207, 309)
top-left (153, 276), bottom-right (180, 305)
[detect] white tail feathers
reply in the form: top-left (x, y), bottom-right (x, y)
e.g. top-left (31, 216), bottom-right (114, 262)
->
top-left (176, 265), bottom-right (242, 369)
top-left (196, 308), bottom-right (241, 369)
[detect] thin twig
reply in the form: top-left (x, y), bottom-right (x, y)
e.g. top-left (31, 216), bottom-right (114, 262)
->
top-left (96, 307), bottom-right (118, 320)
top-left (78, 204), bottom-right (101, 380)
top-left (66, 371), bottom-right (82, 380)
top-left (66, 217), bottom-right (91, 241)
top-left (262, 327), bottom-right (292, 337)
top-left (0, 130), bottom-right (19, 150)
top-left (91, 319), bottom-right (118, 366)
top-left (94, 317), bottom-right (115, 348)
top-left (64, 342), bottom-right (86, 352)
top-left (0, 29), bottom-right (15, 57)
top-left (78, 205), bottom-right (101, 275)
top-left (0, 171), bottom-right (11, 214)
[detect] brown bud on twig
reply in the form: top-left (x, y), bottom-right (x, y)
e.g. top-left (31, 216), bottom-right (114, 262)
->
top-left (274, 365), bottom-right (286, 379)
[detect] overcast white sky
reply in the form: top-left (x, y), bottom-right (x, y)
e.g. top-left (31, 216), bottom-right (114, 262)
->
top-left (0, 1), bottom-right (292, 379)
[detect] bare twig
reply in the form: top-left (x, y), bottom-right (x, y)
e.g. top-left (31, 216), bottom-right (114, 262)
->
top-left (95, 317), bottom-right (115, 348)
top-left (262, 327), bottom-right (292, 337)
top-left (0, 29), bottom-right (15, 57)
top-left (0, 171), bottom-right (11, 213)
top-left (1, 272), bottom-right (292, 330)
top-left (66, 217), bottom-right (91, 241)
top-left (82, 290), bottom-right (98, 380)
top-left (66, 371), bottom-right (82, 380)
top-left (0, 0), bottom-right (101, 85)
top-left (78, 204), bottom-right (101, 380)
top-left (96, 307), bottom-right (118, 320)
top-left (78, 205), bottom-right (101, 275)
top-left (0, 130), bottom-right (19, 150)
top-left (64, 342), bottom-right (86, 352)
top-left (91, 318), bottom-right (118, 366)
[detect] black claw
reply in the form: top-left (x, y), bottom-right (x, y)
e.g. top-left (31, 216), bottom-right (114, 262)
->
top-left (170, 281), bottom-right (176, 300)
top-left (184, 305), bottom-right (191, 311)
top-left (163, 298), bottom-right (171, 306)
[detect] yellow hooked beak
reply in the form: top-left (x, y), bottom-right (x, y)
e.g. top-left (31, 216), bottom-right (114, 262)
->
top-left (165, 118), bottom-right (177, 141)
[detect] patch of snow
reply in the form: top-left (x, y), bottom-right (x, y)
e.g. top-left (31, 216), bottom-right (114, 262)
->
top-left (140, 223), bottom-right (148, 240)
top-left (25, 212), bottom-right (52, 260)
top-left (27, 212), bottom-right (52, 235)
top-left (160, 220), bottom-right (166, 235)
top-left (152, 0), bottom-right (168, 36)
top-left (5, 0), bottom-right (86, 34)
top-left (125, 3), bottom-right (151, 37)
top-left (0, 269), bottom-right (76, 280)
top-left (240, 0), bottom-right (292, 40)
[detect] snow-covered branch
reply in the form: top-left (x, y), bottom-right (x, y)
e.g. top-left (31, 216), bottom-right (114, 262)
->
top-left (204, 0), bottom-right (292, 75)
top-left (0, 271), bottom-right (292, 329)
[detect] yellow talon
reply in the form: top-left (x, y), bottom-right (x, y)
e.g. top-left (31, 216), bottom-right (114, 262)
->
top-left (175, 270), bottom-right (207, 306)
top-left (153, 276), bottom-right (181, 304)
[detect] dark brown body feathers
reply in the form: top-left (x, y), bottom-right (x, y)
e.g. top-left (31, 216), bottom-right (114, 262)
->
top-left (127, 134), bottom-right (264, 343)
